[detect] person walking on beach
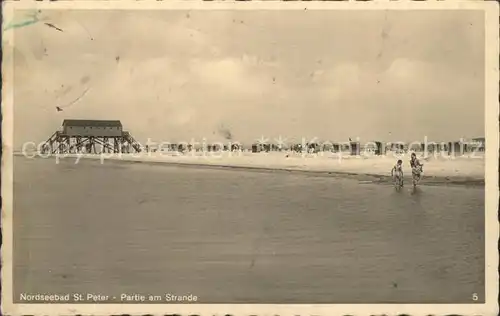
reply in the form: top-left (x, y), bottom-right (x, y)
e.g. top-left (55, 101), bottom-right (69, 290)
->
top-left (391, 159), bottom-right (404, 190)
top-left (410, 152), bottom-right (424, 189)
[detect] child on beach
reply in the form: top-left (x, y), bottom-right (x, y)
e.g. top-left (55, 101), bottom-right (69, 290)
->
top-left (391, 159), bottom-right (404, 189)
top-left (410, 153), bottom-right (424, 188)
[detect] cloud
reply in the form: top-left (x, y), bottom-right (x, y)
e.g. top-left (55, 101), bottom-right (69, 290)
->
top-left (191, 57), bottom-right (269, 97)
top-left (307, 57), bottom-right (484, 141)
top-left (10, 9), bottom-right (484, 146)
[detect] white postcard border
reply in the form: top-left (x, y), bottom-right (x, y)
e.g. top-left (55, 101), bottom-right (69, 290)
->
top-left (1, 1), bottom-right (498, 315)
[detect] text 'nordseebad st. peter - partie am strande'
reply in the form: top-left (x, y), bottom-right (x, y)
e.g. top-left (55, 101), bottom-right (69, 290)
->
top-left (19, 293), bottom-right (199, 303)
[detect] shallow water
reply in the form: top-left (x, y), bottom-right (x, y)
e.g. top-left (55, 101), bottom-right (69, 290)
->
top-left (13, 156), bottom-right (485, 303)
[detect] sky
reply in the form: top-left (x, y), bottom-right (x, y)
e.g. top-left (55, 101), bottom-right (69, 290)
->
top-left (9, 9), bottom-right (485, 147)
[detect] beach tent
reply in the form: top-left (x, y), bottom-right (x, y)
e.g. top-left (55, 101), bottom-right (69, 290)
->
top-left (373, 141), bottom-right (383, 155)
top-left (471, 137), bottom-right (485, 151)
top-left (251, 144), bottom-right (260, 153)
top-left (350, 141), bottom-right (360, 156)
top-left (447, 141), bottom-right (463, 156)
top-left (331, 143), bottom-right (340, 153)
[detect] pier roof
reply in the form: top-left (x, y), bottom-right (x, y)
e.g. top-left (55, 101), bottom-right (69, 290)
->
top-left (62, 119), bottom-right (123, 128)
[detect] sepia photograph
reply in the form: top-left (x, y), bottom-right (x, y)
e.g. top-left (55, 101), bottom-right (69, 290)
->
top-left (1, 1), bottom-right (498, 315)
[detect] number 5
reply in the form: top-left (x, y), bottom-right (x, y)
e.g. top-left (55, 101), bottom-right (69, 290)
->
top-left (472, 293), bottom-right (478, 301)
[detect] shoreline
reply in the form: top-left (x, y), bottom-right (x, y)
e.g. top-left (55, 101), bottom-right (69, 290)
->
top-left (13, 152), bottom-right (485, 187)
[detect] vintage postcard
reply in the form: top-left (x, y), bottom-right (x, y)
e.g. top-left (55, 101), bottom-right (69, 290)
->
top-left (1, 0), bottom-right (499, 315)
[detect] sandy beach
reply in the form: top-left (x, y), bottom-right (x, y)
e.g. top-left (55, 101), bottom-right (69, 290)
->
top-left (15, 150), bottom-right (485, 186)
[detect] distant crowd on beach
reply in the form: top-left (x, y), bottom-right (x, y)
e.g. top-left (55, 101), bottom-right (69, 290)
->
top-left (143, 137), bottom-right (485, 157)
top-left (38, 133), bottom-right (484, 157)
